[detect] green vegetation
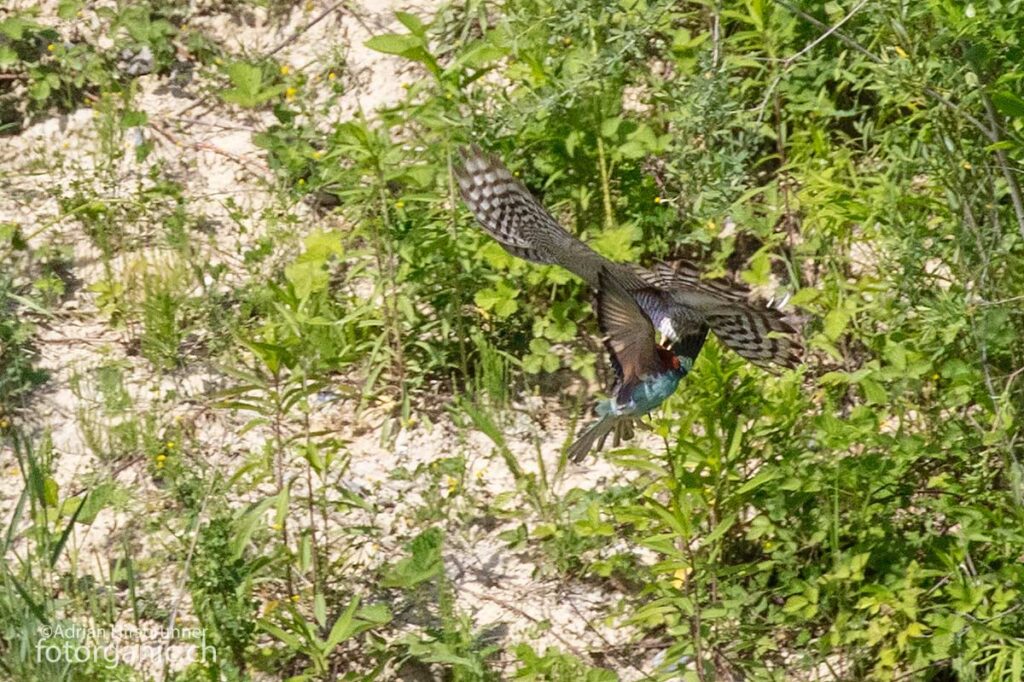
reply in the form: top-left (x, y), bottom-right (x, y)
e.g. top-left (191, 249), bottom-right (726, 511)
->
top-left (1, 0), bottom-right (1023, 680)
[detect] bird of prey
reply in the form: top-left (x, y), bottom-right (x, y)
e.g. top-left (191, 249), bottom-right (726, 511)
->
top-left (454, 145), bottom-right (802, 458)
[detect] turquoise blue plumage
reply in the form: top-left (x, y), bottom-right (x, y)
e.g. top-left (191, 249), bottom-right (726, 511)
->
top-left (567, 269), bottom-right (699, 462)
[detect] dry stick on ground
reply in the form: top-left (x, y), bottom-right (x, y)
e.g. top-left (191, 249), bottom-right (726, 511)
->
top-left (172, 95), bottom-right (213, 121)
top-left (456, 585), bottom-right (594, 663)
top-left (266, 0), bottom-right (355, 57)
top-left (37, 336), bottom-right (117, 346)
top-left (163, 117), bottom-right (260, 133)
top-left (563, 595), bottom-right (658, 680)
top-left (148, 121), bottom-right (273, 181)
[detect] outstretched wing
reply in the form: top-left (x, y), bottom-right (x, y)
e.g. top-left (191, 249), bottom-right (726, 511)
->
top-left (455, 146), bottom-right (568, 267)
top-left (456, 146), bottom-right (803, 371)
top-left (456, 146), bottom-right (649, 290)
top-left (636, 261), bottom-right (803, 370)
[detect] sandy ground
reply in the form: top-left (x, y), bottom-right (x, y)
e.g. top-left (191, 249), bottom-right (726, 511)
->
top-left (0, 1), bottom-right (675, 679)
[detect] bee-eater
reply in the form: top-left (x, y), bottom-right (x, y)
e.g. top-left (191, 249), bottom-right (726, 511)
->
top-left (568, 267), bottom-right (706, 462)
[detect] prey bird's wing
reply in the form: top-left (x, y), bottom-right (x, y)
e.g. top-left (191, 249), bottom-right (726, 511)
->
top-left (668, 325), bottom-right (709, 373)
top-left (596, 268), bottom-right (662, 389)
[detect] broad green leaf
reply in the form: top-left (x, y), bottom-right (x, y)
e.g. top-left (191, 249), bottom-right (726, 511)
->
top-left (58, 0), bottom-right (83, 20)
top-left (364, 33), bottom-right (421, 56)
top-left (992, 90), bottom-right (1024, 118)
top-left (0, 45), bottom-right (17, 67)
top-left (382, 527), bottom-right (443, 588)
top-left (823, 309), bottom-right (849, 340)
top-left (394, 11), bottom-right (425, 37)
top-left (325, 596), bottom-right (360, 649)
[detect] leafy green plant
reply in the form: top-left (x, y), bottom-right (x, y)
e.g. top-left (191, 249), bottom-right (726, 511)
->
top-left (0, 276), bottom-right (47, 412)
top-left (2, 0), bottom-right (1023, 680)
top-left (513, 643), bottom-right (617, 681)
top-left (188, 515), bottom-right (263, 673)
top-left (258, 596), bottom-right (392, 677)
top-left (384, 528), bottom-right (502, 680)
top-left (0, 2), bottom-right (187, 132)
top-left (0, 7), bottom-right (109, 130)
top-left (140, 267), bottom-right (187, 370)
top-left (219, 60), bottom-right (287, 108)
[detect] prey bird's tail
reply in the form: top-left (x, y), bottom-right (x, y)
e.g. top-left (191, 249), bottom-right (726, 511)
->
top-left (567, 414), bottom-right (634, 463)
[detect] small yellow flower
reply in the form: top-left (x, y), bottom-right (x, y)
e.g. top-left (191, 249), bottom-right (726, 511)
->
top-left (0, 418), bottom-right (10, 429)
top-left (285, 87), bottom-right (297, 101)
top-left (311, 150), bottom-right (322, 159)
top-left (156, 454), bottom-right (167, 462)
top-left (166, 440), bottom-right (175, 449)
top-left (562, 37), bottom-right (572, 46)
top-left (446, 476), bottom-right (459, 494)
top-left (395, 200), bottom-right (405, 209)
top-left (654, 196), bottom-right (662, 204)
top-left (47, 43), bottom-right (56, 52)
top-left (297, 178), bottom-right (305, 185)
top-left (962, 161), bottom-right (972, 170)
top-left (671, 566), bottom-right (691, 589)
top-left (271, 522), bottom-right (283, 531)
top-left (932, 373), bottom-right (940, 380)
top-left (894, 46), bottom-right (908, 59)
top-left (279, 64), bottom-right (290, 76)
top-left (328, 71), bottom-right (337, 81)
top-left (290, 594), bottom-right (301, 603)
